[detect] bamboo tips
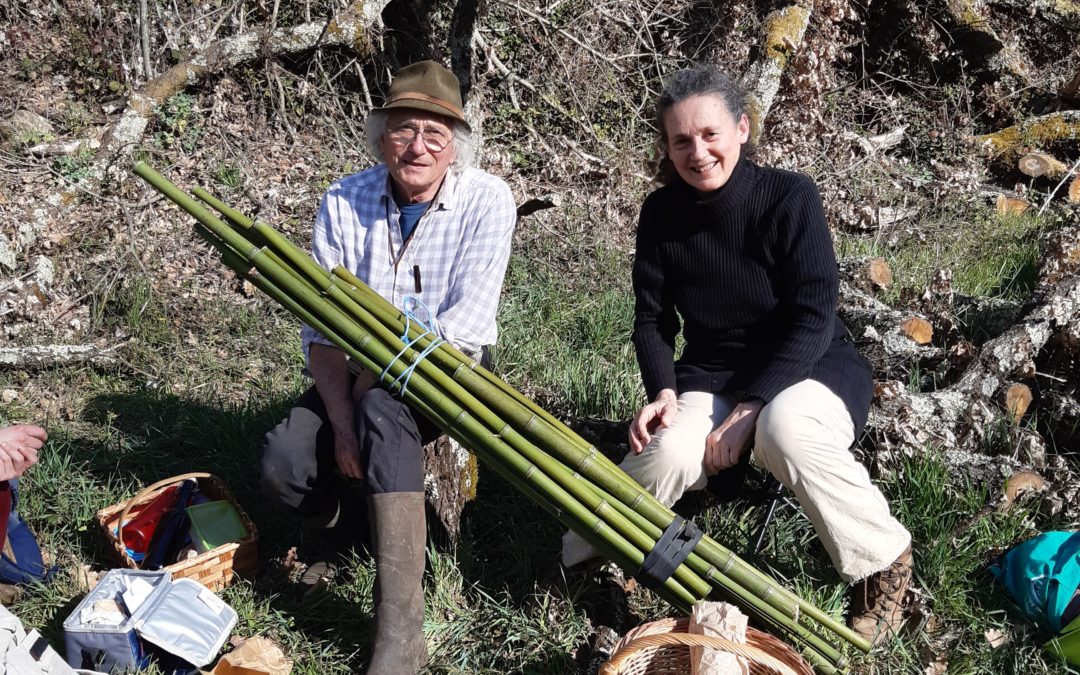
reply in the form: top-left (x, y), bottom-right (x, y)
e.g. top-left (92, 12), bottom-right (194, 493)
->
top-left (133, 162), bottom-right (869, 673)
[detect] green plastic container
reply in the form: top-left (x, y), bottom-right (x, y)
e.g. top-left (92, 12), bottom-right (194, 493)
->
top-left (1046, 615), bottom-right (1080, 666)
top-left (185, 500), bottom-right (249, 553)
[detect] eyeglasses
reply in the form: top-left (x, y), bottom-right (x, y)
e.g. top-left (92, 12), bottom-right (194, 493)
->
top-left (385, 124), bottom-right (453, 153)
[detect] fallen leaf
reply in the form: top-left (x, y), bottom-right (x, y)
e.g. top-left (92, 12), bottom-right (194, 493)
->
top-left (984, 627), bottom-right (1008, 648)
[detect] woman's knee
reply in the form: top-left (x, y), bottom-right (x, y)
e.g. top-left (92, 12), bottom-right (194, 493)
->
top-left (643, 427), bottom-right (707, 477)
top-left (754, 391), bottom-right (851, 473)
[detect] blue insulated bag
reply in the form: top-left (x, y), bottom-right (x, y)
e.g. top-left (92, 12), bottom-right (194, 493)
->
top-left (990, 530), bottom-right (1080, 666)
top-left (63, 569), bottom-right (236, 672)
top-left (990, 531), bottom-right (1080, 633)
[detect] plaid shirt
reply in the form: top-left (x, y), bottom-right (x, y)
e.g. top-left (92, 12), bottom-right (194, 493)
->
top-left (301, 164), bottom-right (516, 366)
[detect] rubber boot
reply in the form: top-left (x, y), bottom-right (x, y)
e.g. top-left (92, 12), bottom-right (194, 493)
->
top-left (366, 492), bottom-right (428, 674)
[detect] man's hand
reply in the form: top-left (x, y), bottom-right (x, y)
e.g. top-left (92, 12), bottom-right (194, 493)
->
top-left (0, 424), bottom-right (46, 481)
top-left (334, 431), bottom-right (364, 480)
top-left (629, 389), bottom-right (678, 454)
top-left (704, 400), bottom-right (764, 475)
top-left (352, 369), bottom-right (377, 403)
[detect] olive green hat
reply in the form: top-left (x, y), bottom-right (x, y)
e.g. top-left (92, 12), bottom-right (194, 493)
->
top-left (375, 60), bottom-right (469, 130)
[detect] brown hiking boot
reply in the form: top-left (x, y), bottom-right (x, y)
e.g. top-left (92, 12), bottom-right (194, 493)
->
top-left (850, 546), bottom-right (914, 646)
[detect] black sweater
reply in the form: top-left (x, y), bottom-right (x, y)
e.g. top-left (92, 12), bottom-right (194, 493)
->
top-left (631, 157), bottom-right (873, 435)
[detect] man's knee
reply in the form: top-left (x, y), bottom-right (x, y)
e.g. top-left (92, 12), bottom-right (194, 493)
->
top-left (258, 405), bottom-right (323, 512)
top-left (355, 387), bottom-right (397, 427)
top-left (356, 389), bottom-right (425, 493)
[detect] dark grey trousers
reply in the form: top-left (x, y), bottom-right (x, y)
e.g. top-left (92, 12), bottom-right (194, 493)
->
top-left (258, 383), bottom-right (441, 520)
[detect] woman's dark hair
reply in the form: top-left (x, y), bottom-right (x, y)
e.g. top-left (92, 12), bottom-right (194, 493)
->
top-left (652, 67), bottom-right (754, 183)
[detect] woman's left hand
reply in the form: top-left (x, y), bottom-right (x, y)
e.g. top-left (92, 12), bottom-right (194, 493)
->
top-left (704, 400), bottom-right (764, 475)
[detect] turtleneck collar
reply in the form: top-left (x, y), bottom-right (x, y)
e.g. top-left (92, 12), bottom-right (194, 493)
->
top-left (678, 155), bottom-right (755, 215)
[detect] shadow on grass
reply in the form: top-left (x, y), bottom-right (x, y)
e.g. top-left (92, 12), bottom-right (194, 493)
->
top-left (40, 386), bottom-right (376, 665)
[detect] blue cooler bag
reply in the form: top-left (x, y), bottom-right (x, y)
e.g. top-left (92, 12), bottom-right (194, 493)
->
top-left (63, 568), bottom-right (236, 672)
top-left (990, 530), bottom-right (1080, 666)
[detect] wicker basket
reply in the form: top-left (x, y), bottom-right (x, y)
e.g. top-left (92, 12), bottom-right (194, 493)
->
top-left (96, 472), bottom-right (258, 592)
top-left (600, 618), bottom-right (814, 675)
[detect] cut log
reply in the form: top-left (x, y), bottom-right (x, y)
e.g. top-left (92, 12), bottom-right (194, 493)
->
top-left (1019, 152), bottom-right (1068, 179)
top-left (423, 434), bottom-right (477, 544)
top-left (0, 344), bottom-right (116, 368)
top-left (868, 274), bottom-right (1080, 469)
top-left (901, 317), bottom-right (934, 345)
top-left (839, 280), bottom-right (942, 378)
top-left (838, 257), bottom-right (892, 293)
top-left (739, 1), bottom-right (812, 146)
top-left (996, 194), bottom-right (1030, 215)
top-left (973, 110), bottom-right (1080, 159)
top-left (1002, 383), bottom-right (1033, 423)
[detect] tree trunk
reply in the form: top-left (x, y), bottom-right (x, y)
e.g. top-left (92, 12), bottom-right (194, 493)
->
top-left (423, 434), bottom-right (478, 544)
top-left (739, 1), bottom-right (813, 145)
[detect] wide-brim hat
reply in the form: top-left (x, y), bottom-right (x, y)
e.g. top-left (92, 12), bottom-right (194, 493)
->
top-left (374, 60), bottom-right (469, 130)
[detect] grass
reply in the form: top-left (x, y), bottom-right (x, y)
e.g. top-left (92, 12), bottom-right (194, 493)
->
top-left (0, 203), bottom-right (1073, 674)
top-left (494, 255), bottom-right (643, 421)
top-left (835, 207), bottom-right (1043, 304)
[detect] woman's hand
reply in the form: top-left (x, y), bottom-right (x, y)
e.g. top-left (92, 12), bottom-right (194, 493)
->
top-left (629, 389), bottom-right (678, 454)
top-left (0, 424), bottom-right (46, 481)
top-left (704, 400), bottom-right (763, 474)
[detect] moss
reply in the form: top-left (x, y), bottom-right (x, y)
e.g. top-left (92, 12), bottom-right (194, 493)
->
top-left (1053, 0), bottom-right (1080, 14)
top-left (948, 0), bottom-right (989, 30)
top-left (762, 5), bottom-right (811, 69)
top-left (463, 453), bottom-right (478, 502)
top-left (974, 113), bottom-right (1080, 157)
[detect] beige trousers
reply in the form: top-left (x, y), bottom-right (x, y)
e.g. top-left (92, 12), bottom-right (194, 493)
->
top-left (561, 379), bottom-right (911, 582)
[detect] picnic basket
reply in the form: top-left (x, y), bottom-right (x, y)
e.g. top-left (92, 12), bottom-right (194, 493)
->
top-left (599, 617), bottom-right (813, 675)
top-left (96, 472), bottom-right (258, 592)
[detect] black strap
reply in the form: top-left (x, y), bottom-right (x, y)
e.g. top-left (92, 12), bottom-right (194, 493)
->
top-left (637, 516), bottom-right (703, 590)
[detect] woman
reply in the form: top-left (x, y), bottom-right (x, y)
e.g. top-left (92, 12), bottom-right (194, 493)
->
top-left (562, 67), bottom-right (913, 645)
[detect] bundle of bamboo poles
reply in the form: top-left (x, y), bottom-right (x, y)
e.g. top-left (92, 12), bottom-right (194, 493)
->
top-left (133, 162), bottom-right (870, 673)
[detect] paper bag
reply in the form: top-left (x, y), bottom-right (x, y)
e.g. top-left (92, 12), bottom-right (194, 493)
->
top-left (689, 601), bottom-right (750, 675)
top-left (205, 636), bottom-right (292, 675)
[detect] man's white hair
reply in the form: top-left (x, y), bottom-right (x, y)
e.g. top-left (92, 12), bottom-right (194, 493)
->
top-left (365, 110), bottom-right (474, 174)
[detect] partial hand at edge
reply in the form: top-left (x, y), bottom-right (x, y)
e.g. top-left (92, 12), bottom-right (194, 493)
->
top-left (628, 389), bottom-right (679, 454)
top-left (0, 424), bottom-right (46, 481)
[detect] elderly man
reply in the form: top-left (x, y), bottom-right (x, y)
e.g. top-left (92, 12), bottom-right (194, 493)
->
top-left (258, 61), bottom-right (516, 673)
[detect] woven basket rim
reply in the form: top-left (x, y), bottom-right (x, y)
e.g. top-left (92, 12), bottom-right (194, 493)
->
top-left (600, 616), bottom-right (815, 675)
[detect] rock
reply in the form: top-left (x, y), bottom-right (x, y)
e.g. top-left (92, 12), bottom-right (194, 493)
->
top-left (30, 256), bottom-right (54, 289)
top-left (0, 233), bottom-right (13, 270)
top-left (1, 389), bottom-right (17, 403)
top-left (0, 110), bottom-right (54, 141)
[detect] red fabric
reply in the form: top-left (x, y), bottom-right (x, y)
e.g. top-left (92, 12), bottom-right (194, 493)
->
top-left (0, 482), bottom-right (10, 546)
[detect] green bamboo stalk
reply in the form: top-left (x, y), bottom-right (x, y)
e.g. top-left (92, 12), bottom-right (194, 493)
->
top-left (246, 227), bottom-right (849, 668)
top-left (311, 255), bottom-right (861, 657)
top-left (247, 232), bottom-right (846, 671)
top-left (149, 171), bottom-right (859, 668)
top-left (230, 241), bottom-right (699, 610)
